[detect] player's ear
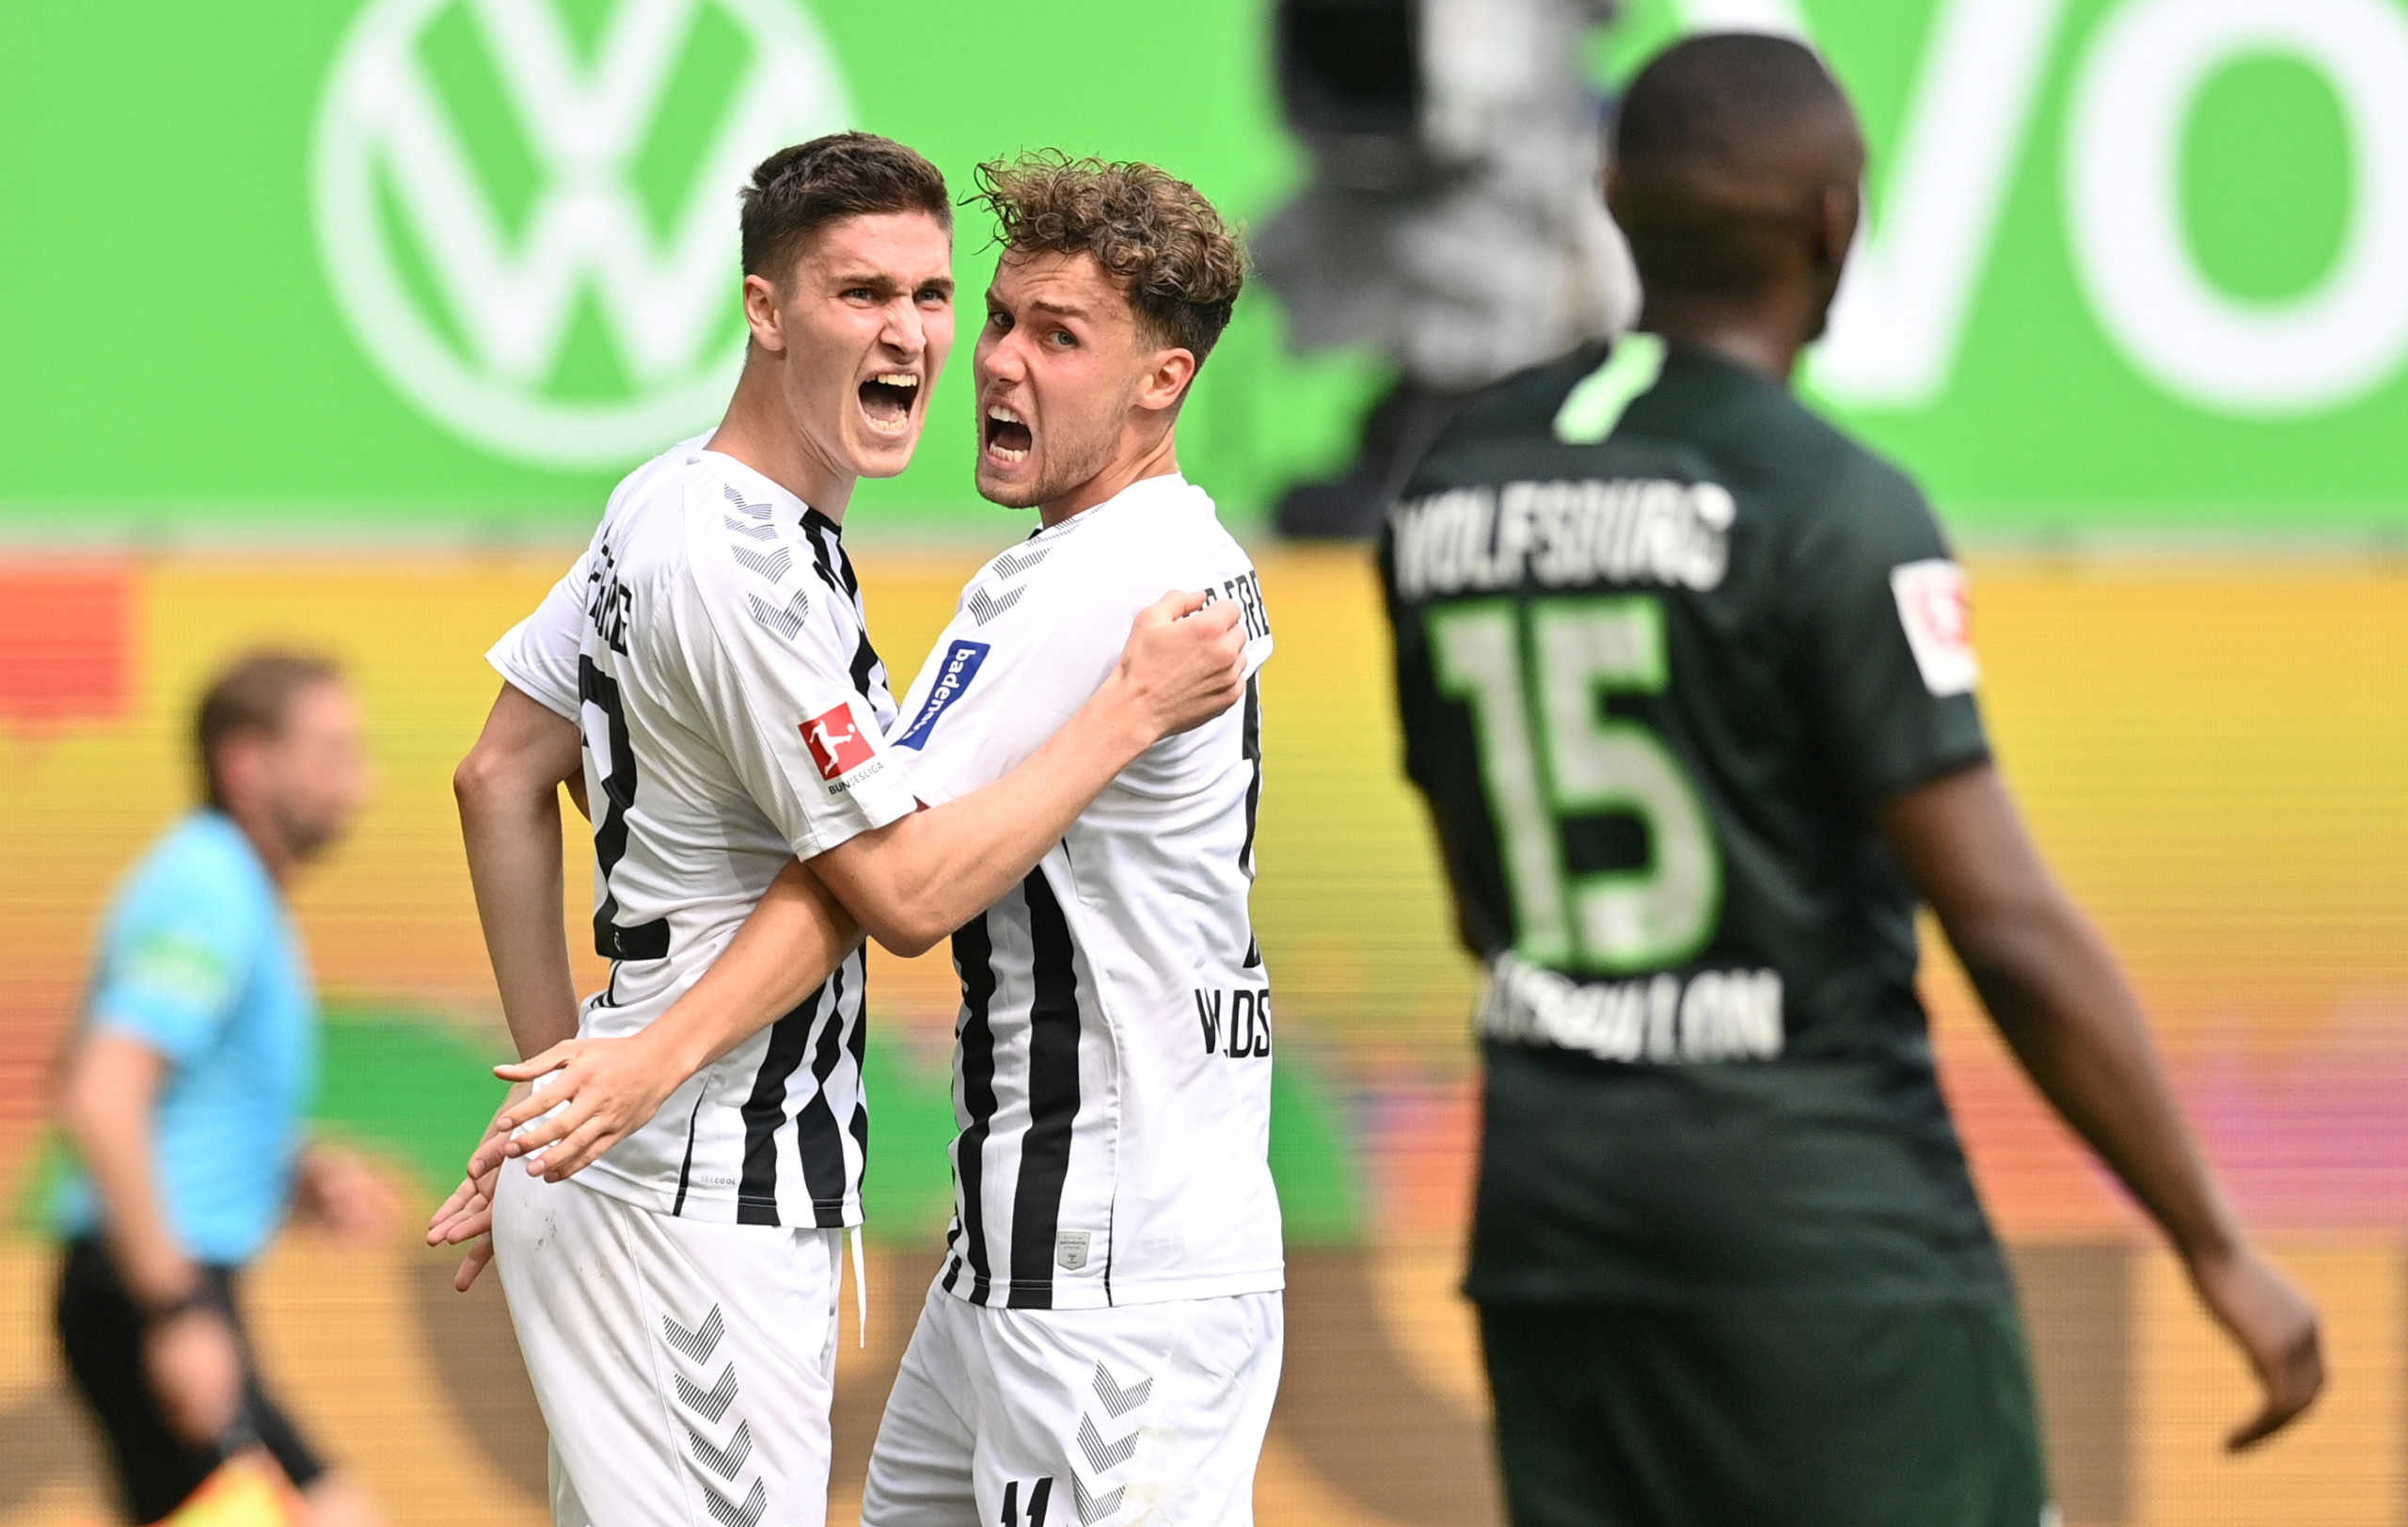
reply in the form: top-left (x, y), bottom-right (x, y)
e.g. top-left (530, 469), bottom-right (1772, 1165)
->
top-left (1811, 180), bottom-right (1860, 281)
top-left (743, 274), bottom-right (787, 353)
top-left (1137, 347), bottom-right (1197, 415)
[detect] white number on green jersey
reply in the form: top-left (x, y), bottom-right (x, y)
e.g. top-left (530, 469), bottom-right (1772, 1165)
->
top-left (1430, 596), bottom-right (1719, 973)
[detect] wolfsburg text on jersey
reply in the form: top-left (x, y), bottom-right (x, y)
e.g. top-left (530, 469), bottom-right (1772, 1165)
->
top-left (1389, 478), bottom-right (1735, 598)
top-left (1480, 952), bottom-right (1783, 1064)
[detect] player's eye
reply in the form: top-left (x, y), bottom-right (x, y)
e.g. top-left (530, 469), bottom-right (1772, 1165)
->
top-left (986, 310), bottom-right (1012, 333)
top-left (1048, 328), bottom-right (1077, 348)
top-left (918, 286), bottom-right (951, 307)
top-left (843, 287), bottom-right (877, 303)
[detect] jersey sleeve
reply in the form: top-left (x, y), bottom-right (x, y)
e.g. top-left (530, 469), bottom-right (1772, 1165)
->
top-left (89, 871), bottom-right (261, 1066)
top-left (1784, 459), bottom-right (1990, 805)
top-left (486, 552), bottom-right (589, 720)
top-left (886, 591), bottom-right (1131, 810)
top-left (672, 542), bottom-right (917, 859)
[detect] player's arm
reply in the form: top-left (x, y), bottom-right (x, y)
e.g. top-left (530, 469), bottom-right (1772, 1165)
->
top-left (483, 593), bottom-right (1245, 1183)
top-left (452, 683), bottom-right (587, 1059)
top-left (811, 589), bottom-right (1244, 956)
top-left (1883, 764), bottom-right (2324, 1450)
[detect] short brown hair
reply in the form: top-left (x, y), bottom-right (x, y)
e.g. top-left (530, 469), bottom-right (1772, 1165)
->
top-left (740, 133), bottom-right (951, 283)
top-left (195, 650), bottom-right (343, 811)
top-left (974, 151), bottom-right (1245, 371)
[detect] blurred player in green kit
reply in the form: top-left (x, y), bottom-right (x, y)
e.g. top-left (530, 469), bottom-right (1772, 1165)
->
top-left (1378, 32), bottom-right (2325, 1527)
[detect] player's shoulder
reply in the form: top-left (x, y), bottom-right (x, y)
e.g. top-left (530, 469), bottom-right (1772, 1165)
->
top-left (1781, 419), bottom-right (1950, 567)
top-left (663, 448), bottom-right (844, 625)
top-left (118, 813), bottom-right (272, 934)
top-left (1410, 342), bottom-right (1619, 477)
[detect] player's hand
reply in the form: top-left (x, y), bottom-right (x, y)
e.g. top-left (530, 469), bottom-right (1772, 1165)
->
top-left (427, 1086), bottom-right (524, 1291)
top-left (2186, 1240), bottom-right (2324, 1450)
top-left (146, 1303), bottom-right (243, 1445)
top-left (489, 1032), bottom-right (679, 1185)
top-left (294, 1143), bottom-right (401, 1246)
top-left (1115, 591), bottom-right (1245, 740)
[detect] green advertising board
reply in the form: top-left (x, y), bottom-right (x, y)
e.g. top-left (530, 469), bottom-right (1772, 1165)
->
top-left (4, 0), bottom-right (2405, 541)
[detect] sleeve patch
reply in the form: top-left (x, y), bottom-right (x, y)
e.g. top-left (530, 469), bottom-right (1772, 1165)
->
top-left (895, 641), bottom-right (990, 751)
top-left (1890, 559), bottom-right (1980, 697)
top-left (119, 930), bottom-right (239, 1010)
top-left (800, 701), bottom-right (878, 781)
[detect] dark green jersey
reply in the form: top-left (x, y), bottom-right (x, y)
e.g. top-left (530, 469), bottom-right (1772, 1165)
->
top-left (1380, 340), bottom-right (2007, 1306)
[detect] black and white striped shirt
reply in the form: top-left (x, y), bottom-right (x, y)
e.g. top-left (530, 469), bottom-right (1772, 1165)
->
top-left (488, 437), bottom-right (911, 1228)
top-left (890, 475), bottom-right (1284, 1310)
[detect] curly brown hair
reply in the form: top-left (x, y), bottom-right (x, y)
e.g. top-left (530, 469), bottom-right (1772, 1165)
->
top-left (974, 151), bottom-right (1245, 369)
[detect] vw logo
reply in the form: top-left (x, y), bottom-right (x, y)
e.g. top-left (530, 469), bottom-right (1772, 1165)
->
top-left (311, 0), bottom-right (852, 468)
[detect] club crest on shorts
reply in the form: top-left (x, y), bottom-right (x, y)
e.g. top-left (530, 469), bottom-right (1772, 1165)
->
top-left (800, 702), bottom-right (875, 781)
top-left (1056, 1230), bottom-right (1093, 1271)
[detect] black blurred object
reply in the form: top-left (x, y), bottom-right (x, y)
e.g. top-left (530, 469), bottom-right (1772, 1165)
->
top-left (1275, 0), bottom-right (1424, 188)
top-left (1263, 0), bottom-right (1636, 540)
top-left (1274, 376), bottom-right (1480, 541)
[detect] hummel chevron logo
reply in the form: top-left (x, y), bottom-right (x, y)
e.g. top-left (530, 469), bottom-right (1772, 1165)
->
top-left (722, 515), bottom-right (782, 541)
top-left (689, 1420), bottom-right (752, 1482)
top-left (1076, 1414), bottom-right (1137, 1473)
top-left (1071, 1474), bottom-right (1124, 1526)
top-left (676, 1363), bottom-right (740, 1424)
top-left (662, 1306), bottom-right (724, 1363)
top-left (1091, 1363), bottom-right (1152, 1419)
top-left (704, 1478), bottom-right (767, 1527)
top-left (746, 588), bottom-right (812, 640)
top-left (722, 485), bottom-right (772, 520)
top-left (990, 544), bottom-right (1051, 581)
top-left (732, 544), bottom-right (793, 582)
top-left (967, 585), bottom-right (1024, 627)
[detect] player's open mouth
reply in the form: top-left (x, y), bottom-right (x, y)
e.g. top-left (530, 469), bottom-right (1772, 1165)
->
top-left (983, 403), bottom-right (1033, 465)
top-left (859, 373), bottom-right (920, 436)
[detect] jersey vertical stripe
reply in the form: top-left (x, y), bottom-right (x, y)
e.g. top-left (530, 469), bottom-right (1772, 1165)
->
top-left (737, 986), bottom-right (820, 1226)
top-left (1007, 867), bottom-right (1085, 1309)
top-left (947, 915), bottom-right (1001, 1303)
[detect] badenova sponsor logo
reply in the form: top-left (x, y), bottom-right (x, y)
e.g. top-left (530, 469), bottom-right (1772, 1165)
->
top-left (311, 0), bottom-right (853, 467)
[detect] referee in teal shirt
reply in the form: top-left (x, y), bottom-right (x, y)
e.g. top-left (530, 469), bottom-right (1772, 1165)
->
top-left (53, 651), bottom-right (394, 1527)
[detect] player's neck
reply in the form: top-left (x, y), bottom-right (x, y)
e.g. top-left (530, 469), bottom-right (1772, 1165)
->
top-left (710, 376), bottom-right (856, 522)
top-left (219, 802), bottom-right (296, 888)
top-left (1038, 431), bottom-right (1180, 530)
top-left (1637, 295), bottom-right (1806, 386)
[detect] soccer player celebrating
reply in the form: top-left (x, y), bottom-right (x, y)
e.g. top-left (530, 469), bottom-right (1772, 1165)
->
top-left (467, 152), bottom-right (1282, 1527)
top-left (436, 135), bottom-right (1246, 1527)
top-left (1378, 34), bottom-right (2324, 1527)
top-left (855, 154), bottom-right (1279, 1527)
top-left (53, 652), bottom-right (391, 1527)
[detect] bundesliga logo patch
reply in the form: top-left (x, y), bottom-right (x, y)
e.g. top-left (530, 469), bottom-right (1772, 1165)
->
top-left (801, 702), bottom-right (875, 781)
top-left (1890, 559), bottom-right (1979, 697)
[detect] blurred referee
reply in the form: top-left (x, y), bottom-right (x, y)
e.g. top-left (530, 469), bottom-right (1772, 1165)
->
top-left (52, 652), bottom-right (394, 1527)
top-left (1380, 34), bottom-right (2325, 1526)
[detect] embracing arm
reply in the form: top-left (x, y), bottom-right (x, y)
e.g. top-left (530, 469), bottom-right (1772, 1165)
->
top-left (453, 683), bottom-right (586, 1059)
top-left (482, 592), bottom-right (1245, 1184)
top-left (1884, 762), bottom-right (2323, 1450)
top-left (812, 596), bottom-right (1240, 956)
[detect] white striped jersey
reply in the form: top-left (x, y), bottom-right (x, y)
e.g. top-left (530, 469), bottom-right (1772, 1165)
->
top-left (487, 436), bottom-right (914, 1229)
top-left (888, 473), bottom-right (1282, 1310)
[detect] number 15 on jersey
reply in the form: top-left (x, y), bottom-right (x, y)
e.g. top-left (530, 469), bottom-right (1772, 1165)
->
top-left (1429, 596), bottom-right (1722, 975)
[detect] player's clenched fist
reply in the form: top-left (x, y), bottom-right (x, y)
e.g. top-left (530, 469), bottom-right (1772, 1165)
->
top-left (1112, 591), bottom-right (1246, 739)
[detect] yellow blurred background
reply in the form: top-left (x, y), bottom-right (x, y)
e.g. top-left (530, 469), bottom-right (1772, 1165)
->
top-left (0, 549), bottom-right (2401, 1526)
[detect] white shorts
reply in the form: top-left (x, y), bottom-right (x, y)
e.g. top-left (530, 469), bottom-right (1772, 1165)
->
top-left (861, 1280), bottom-right (1283, 1527)
top-left (493, 1169), bottom-right (845, 1527)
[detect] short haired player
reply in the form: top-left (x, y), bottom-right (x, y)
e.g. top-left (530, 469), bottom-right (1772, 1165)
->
top-left (1380, 34), bottom-right (2323, 1526)
top-left (468, 151), bottom-right (1284, 1527)
top-left (430, 134), bottom-right (1245, 1527)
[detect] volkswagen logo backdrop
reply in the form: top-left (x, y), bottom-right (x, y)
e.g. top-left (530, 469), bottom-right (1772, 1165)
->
top-left (311, 0), bottom-right (852, 468)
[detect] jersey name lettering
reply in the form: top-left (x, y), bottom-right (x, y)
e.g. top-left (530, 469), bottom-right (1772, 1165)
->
top-left (1192, 986), bottom-right (1274, 1059)
top-left (1480, 953), bottom-right (1783, 1064)
top-left (583, 538), bottom-right (633, 655)
top-left (1391, 478), bottom-right (1735, 599)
